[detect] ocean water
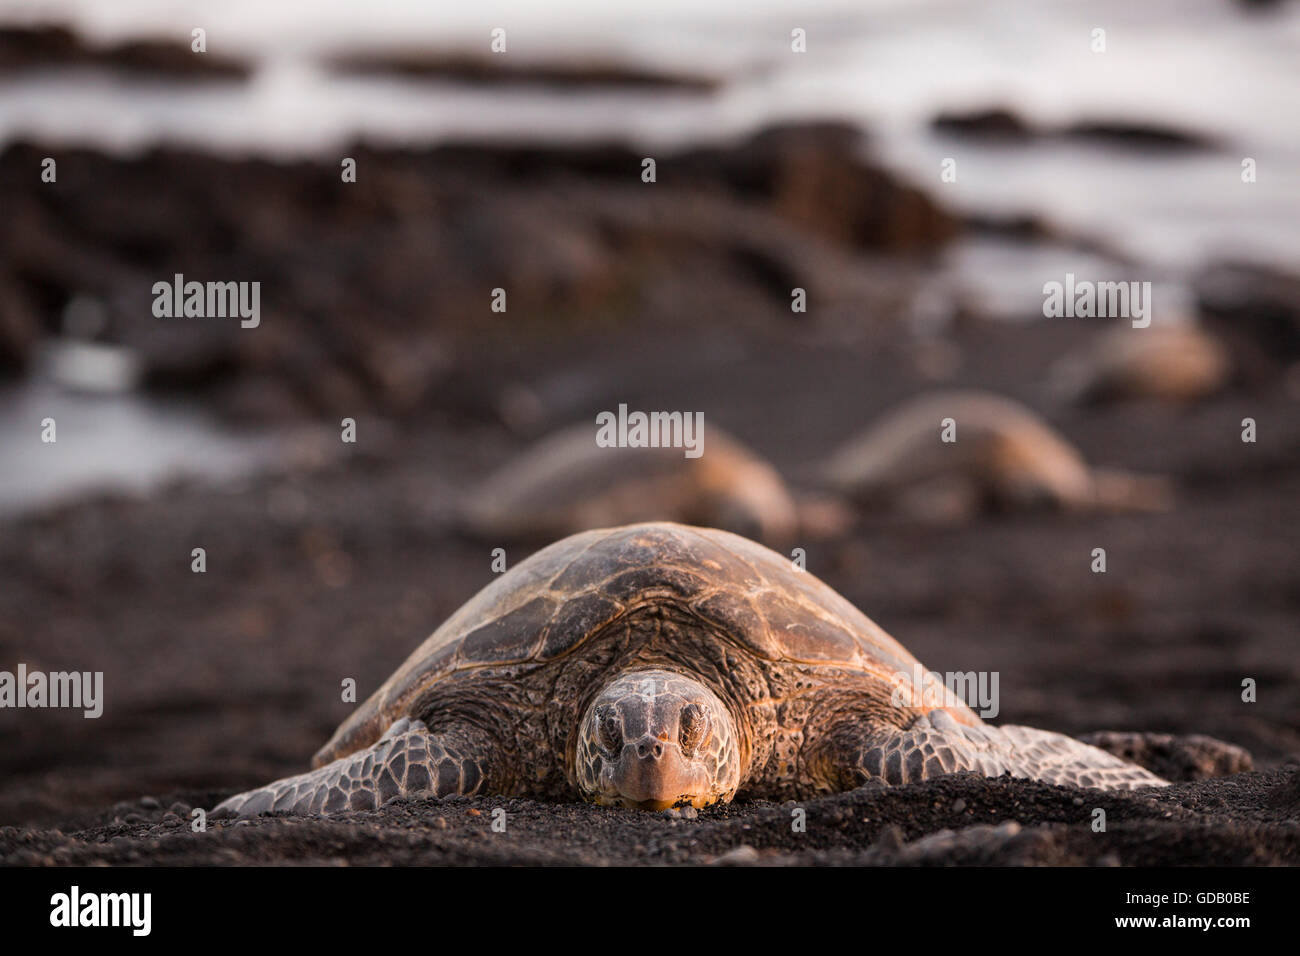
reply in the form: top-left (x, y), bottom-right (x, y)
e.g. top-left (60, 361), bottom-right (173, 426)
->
top-left (0, 373), bottom-right (282, 513)
top-left (1, 0), bottom-right (1295, 268)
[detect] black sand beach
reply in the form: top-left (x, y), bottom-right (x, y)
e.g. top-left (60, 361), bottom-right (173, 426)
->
top-left (1, 137), bottom-right (1296, 861)
top-left (1, 10), bottom-right (1298, 870)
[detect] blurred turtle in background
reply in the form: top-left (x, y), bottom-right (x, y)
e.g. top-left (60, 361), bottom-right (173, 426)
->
top-left (461, 422), bottom-right (848, 546)
top-left (821, 390), bottom-right (1171, 521)
top-left (1047, 322), bottom-right (1232, 405)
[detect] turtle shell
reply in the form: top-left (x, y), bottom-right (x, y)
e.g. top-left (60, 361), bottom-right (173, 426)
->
top-left (461, 423), bottom-right (798, 544)
top-left (1051, 324), bottom-right (1230, 404)
top-left (314, 522), bottom-right (976, 766)
top-left (821, 389), bottom-right (1094, 504)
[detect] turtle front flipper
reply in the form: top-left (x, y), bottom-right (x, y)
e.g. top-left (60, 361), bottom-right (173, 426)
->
top-left (824, 710), bottom-right (1168, 791)
top-left (212, 718), bottom-right (493, 817)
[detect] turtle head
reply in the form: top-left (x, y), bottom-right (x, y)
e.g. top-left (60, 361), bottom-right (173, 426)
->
top-left (575, 668), bottom-right (741, 810)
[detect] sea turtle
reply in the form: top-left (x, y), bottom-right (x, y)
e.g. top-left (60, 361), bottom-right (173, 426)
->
top-left (461, 422), bottom-right (805, 545)
top-left (820, 389), bottom-right (1171, 519)
top-left (214, 522), bottom-right (1165, 817)
top-left (1048, 324), bottom-right (1231, 404)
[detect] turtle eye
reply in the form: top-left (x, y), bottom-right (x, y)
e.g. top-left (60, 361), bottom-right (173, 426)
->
top-left (678, 703), bottom-right (710, 757)
top-left (597, 711), bottom-right (623, 754)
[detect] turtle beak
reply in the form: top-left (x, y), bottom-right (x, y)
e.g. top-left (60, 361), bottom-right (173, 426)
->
top-left (609, 737), bottom-right (702, 810)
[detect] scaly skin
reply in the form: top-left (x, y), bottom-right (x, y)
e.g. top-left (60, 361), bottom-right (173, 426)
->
top-left (213, 718), bottom-right (492, 817)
